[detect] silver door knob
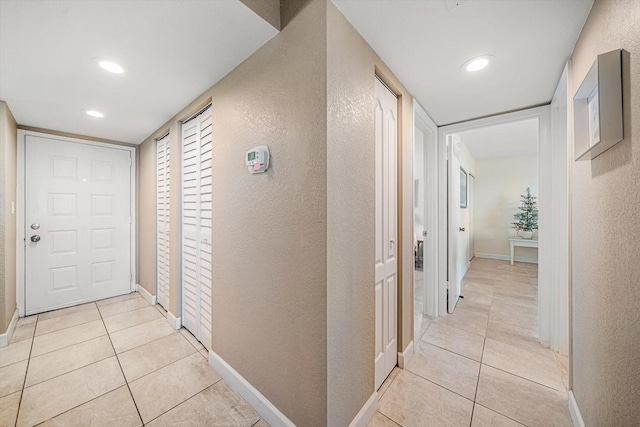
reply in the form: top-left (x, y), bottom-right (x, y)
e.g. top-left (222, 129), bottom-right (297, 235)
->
top-left (459, 227), bottom-right (466, 232)
top-left (31, 223), bottom-right (40, 230)
top-left (31, 235), bottom-right (41, 243)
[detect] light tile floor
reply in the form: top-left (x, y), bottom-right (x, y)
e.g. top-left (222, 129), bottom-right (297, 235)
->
top-left (372, 258), bottom-right (572, 427)
top-left (0, 292), bottom-right (269, 427)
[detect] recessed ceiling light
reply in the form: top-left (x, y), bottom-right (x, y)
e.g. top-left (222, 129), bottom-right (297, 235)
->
top-left (83, 110), bottom-right (104, 118)
top-left (462, 55), bottom-right (493, 73)
top-left (97, 60), bottom-right (124, 74)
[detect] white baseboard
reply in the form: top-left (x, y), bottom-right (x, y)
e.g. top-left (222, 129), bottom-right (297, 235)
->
top-left (167, 311), bottom-right (181, 330)
top-left (0, 309), bottom-right (19, 348)
top-left (348, 391), bottom-right (378, 427)
top-left (208, 350), bottom-right (295, 427)
top-left (568, 391), bottom-right (585, 427)
top-left (475, 252), bottom-right (538, 264)
top-left (136, 284), bottom-right (157, 305)
top-left (398, 340), bottom-right (414, 369)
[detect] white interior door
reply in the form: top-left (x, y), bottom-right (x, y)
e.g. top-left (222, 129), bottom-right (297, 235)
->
top-left (448, 139), bottom-right (462, 313)
top-left (25, 135), bottom-right (132, 315)
top-left (157, 134), bottom-right (171, 309)
top-left (415, 106), bottom-right (438, 319)
top-left (181, 105), bottom-right (213, 350)
top-left (374, 77), bottom-right (398, 390)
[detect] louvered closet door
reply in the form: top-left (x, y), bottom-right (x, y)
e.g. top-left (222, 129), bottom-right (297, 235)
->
top-left (181, 105), bottom-right (213, 350)
top-left (157, 134), bottom-right (170, 309)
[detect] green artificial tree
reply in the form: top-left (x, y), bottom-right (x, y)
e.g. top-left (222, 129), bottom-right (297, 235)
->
top-left (512, 187), bottom-right (538, 237)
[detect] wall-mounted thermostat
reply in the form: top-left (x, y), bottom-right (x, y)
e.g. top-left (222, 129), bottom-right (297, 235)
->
top-left (246, 145), bottom-right (270, 174)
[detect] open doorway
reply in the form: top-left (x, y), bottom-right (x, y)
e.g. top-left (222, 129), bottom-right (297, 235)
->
top-left (447, 117), bottom-right (540, 315)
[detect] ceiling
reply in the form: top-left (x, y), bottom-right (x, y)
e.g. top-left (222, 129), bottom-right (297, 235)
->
top-left (0, 0), bottom-right (277, 144)
top-left (332, 0), bottom-right (593, 125)
top-left (456, 118), bottom-right (539, 160)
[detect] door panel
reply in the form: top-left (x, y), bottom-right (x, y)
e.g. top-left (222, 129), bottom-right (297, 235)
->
top-left (181, 105), bottom-right (213, 350)
top-left (157, 134), bottom-right (170, 309)
top-left (375, 78), bottom-right (398, 390)
top-left (25, 135), bottom-right (132, 314)
top-left (448, 140), bottom-right (462, 313)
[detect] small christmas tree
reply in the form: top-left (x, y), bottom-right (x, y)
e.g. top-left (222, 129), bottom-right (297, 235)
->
top-left (512, 187), bottom-right (538, 233)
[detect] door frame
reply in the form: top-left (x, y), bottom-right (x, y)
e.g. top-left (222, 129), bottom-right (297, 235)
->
top-left (468, 172), bottom-right (475, 262)
top-left (545, 62), bottom-right (571, 357)
top-left (412, 100), bottom-right (439, 319)
top-left (437, 105), bottom-right (550, 317)
top-left (16, 129), bottom-right (137, 316)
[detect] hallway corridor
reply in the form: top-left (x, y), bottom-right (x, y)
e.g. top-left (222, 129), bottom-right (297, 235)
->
top-left (0, 293), bottom-right (268, 427)
top-left (371, 259), bottom-right (571, 427)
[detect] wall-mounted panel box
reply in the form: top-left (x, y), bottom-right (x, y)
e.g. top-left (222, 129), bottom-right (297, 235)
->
top-left (574, 49), bottom-right (624, 161)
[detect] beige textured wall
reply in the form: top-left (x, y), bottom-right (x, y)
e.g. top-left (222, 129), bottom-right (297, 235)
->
top-left (137, 139), bottom-right (157, 297)
top-left (327, 3), bottom-right (414, 424)
top-left (0, 101), bottom-right (17, 332)
top-left (570, 0), bottom-right (640, 425)
top-left (138, 1), bottom-right (327, 424)
top-left (474, 155), bottom-right (539, 261)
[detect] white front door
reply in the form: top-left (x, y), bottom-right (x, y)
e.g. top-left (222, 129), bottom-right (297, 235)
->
top-left (374, 77), bottom-right (398, 390)
top-left (448, 139), bottom-right (463, 313)
top-left (181, 105), bottom-right (213, 350)
top-left (25, 135), bottom-right (132, 315)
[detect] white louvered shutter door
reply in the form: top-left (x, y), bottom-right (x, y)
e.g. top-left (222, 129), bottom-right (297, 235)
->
top-left (156, 134), bottom-right (170, 309)
top-left (181, 105), bottom-right (213, 350)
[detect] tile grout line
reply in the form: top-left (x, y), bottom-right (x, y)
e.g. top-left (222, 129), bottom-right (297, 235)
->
top-left (473, 402), bottom-right (528, 427)
top-left (403, 367), bottom-right (475, 404)
top-left (95, 292), bottom-right (142, 308)
top-left (32, 313), bottom-right (102, 339)
top-left (416, 336), bottom-right (483, 363)
top-left (465, 263), bottom-right (555, 426)
top-left (469, 336), bottom-right (487, 427)
top-left (143, 379), bottom-right (223, 425)
top-left (30, 306), bottom-right (161, 359)
top-left (479, 362), bottom-right (567, 394)
top-left (21, 348), bottom-right (115, 389)
top-left (14, 313), bottom-right (39, 427)
top-left (23, 330), bottom-right (195, 424)
top-left (121, 342), bottom-right (199, 384)
top-left (96, 302), bottom-right (145, 427)
top-left (106, 311), bottom-right (167, 335)
top-left (179, 329), bottom-right (207, 353)
top-left (374, 410), bottom-right (402, 427)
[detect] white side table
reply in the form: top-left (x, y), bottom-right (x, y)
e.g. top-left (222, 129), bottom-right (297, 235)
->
top-left (509, 238), bottom-right (538, 265)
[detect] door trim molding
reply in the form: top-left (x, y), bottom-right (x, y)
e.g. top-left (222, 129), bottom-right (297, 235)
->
top-left (16, 130), bottom-right (137, 316)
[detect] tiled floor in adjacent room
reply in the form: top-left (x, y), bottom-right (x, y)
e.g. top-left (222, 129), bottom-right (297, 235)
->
top-left (372, 258), bottom-right (571, 427)
top-left (0, 292), bottom-right (269, 427)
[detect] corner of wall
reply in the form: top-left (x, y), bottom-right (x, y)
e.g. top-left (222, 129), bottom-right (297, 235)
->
top-left (0, 101), bottom-right (18, 333)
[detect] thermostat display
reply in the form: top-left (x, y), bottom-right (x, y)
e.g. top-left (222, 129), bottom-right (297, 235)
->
top-left (246, 145), bottom-right (269, 174)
